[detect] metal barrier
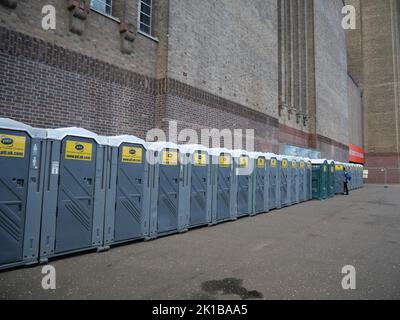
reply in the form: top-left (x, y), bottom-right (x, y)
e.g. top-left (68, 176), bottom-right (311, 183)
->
top-left (364, 167), bottom-right (400, 185)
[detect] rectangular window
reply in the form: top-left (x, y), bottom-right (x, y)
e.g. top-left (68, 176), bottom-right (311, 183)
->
top-left (91, 0), bottom-right (113, 16)
top-left (139, 0), bottom-right (152, 35)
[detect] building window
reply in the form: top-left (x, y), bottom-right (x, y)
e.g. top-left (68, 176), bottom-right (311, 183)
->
top-left (91, 0), bottom-right (113, 16)
top-left (139, 0), bottom-right (152, 35)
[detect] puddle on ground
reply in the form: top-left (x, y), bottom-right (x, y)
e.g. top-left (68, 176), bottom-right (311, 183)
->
top-left (201, 278), bottom-right (263, 300)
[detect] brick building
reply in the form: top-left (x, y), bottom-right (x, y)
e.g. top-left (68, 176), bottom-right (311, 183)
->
top-left (0, 0), bottom-right (381, 171)
top-left (346, 0), bottom-right (400, 183)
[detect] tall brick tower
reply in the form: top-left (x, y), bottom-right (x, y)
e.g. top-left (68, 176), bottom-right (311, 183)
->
top-left (346, 0), bottom-right (400, 183)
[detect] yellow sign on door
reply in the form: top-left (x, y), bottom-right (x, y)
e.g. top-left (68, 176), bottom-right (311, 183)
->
top-left (323, 165), bottom-right (327, 172)
top-left (194, 151), bottom-right (207, 166)
top-left (65, 140), bottom-right (92, 161)
top-left (300, 161), bottom-right (305, 169)
top-left (162, 150), bottom-right (178, 166)
top-left (282, 159), bottom-right (288, 169)
top-left (239, 156), bottom-right (249, 168)
top-left (292, 160), bottom-right (297, 169)
top-left (219, 154), bottom-right (231, 167)
top-left (0, 134), bottom-right (26, 158)
top-left (257, 158), bottom-right (265, 169)
top-left (122, 146), bottom-right (142, 164)
top-left (335, 164), bottom-right (343, 171)
top-left (270, 158), bottom-right (277, 168)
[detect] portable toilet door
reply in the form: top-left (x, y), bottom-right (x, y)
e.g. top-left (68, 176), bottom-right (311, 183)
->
top-left (327, 160), bottom-right (336, 198)
top-left (348, 164), bottom-right (354, 190)
top-left (179, 144), bottom-right (212, 229)
top-left (335, 163), bottom-right (344, 194)
top-left (287, 157), bottom-right (298, 205)
top-left (249, 152), bottom-right (269, 215)
top-left (279, 156), bottom-right (290, 207)
top-left (306, 160), bottom-right (313, 200)
top-left (147, 142), bottom-right (187, 238)
top-left (266, 154), bottom-right (280, 210)
top-left (40, 128), bottom-right (107, 262)
top-left (298, 158), bottom-right (306, 202)
top-left (102, 135), bottom-right (151, 247)
top-left (210, 148), bottom-right (236, 224)
top-left (0, 119), bottom-right (46, 270)
top-left (232, 150), bottom-right (253, 218)
top-left (311, 159), bottom-right (328, 200)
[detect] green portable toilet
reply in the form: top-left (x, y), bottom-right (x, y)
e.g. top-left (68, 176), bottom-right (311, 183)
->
top-left (248, 152), bottom-right (269, 215)
top-left (0, 118), bottom-right (46, 270)
top-left (327, 160), bottom-right (336, 198)
top-left (311, 159), bottom-right (328, 200)
top-left (335, 162), bottom-right (345, 194)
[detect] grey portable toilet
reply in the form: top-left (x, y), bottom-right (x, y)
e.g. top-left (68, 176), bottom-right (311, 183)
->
top-left (265, 153), bottom-right (280, 210)
top-left (179, 144), bottom-right (212, 229)
top-left (249, 152), bottom-right (269, 215)
top-left (147, 142), bottom-right (187, 238)
top-left (40, 128), bottom-right (108, 262)
top-left (335, 162), bottom-right (345, 194)
top-left (209, 148), bottom-right (237, 224)
top-left (103, 135), bottom-right (151, 247)
top-left (298, 157), bottom-right (306, 202)
top-left (287, 156), bottom-right (299, 205)
top-left (232, 149), bottom-right (253, 218)
top-left (0, 118), bottom-right (46, 270)
top-left (278, 155), bottom-right (290, 207)
top-left (305, 159), bottom-right (313, 200)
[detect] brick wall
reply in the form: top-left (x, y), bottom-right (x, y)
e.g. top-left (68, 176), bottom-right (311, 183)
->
top-left (0, 0), bottom-right (160, 77)
top-left (0, 26), bottom-right (156, 137)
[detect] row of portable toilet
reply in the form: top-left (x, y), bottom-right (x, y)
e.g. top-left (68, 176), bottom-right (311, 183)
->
top-left (312, 160), bottom-right (365, 198)
top-left (0, 118), bottom-right (358, 270)
top-left (334, 162), bottom-right (364, 192)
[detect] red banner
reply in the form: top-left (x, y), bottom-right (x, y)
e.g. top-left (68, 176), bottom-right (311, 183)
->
top-left (349, 144), bottom-right (364, 164)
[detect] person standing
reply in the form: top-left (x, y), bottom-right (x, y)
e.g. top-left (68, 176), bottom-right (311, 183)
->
top-left (343, 167), bottom-right (351, 195)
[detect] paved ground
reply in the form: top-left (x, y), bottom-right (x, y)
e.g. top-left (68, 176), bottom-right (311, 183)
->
top-left (1, 185), bottom-right (400, 300)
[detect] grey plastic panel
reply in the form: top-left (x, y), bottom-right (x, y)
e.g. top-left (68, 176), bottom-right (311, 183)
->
top-left (55, 137), bottom-right (97, 253)
top-left (298, 165), bottom-right (305, 202)
top-left (280, 163), bottom-right (289, 207)
top-left (149, 148), bottom-right (186, 237)
top-left (0, 130), bottom-right (30, 265)
top-left (0, 127), bottom-right (46, 270)
top-left (237, 172), bottom-right (251, 218)
top-left (335, 170), bottom-right (344, 194)
top-left (113, 143), bottom-right (149, 243)
top-left (189, 152), bottom-right (212, 227)
top-left (268, 160), bottom-right (279, 210)
top-left (253, 157), bottom-right (268, 214)
top-left (23, 137), bottom-right (46, 262)
top-left (40, 135), bottom-right (105, 260)
top-left (216, 164), bottom-right (232, 222)
top-left (289, 164), bottom-right (298, 205)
